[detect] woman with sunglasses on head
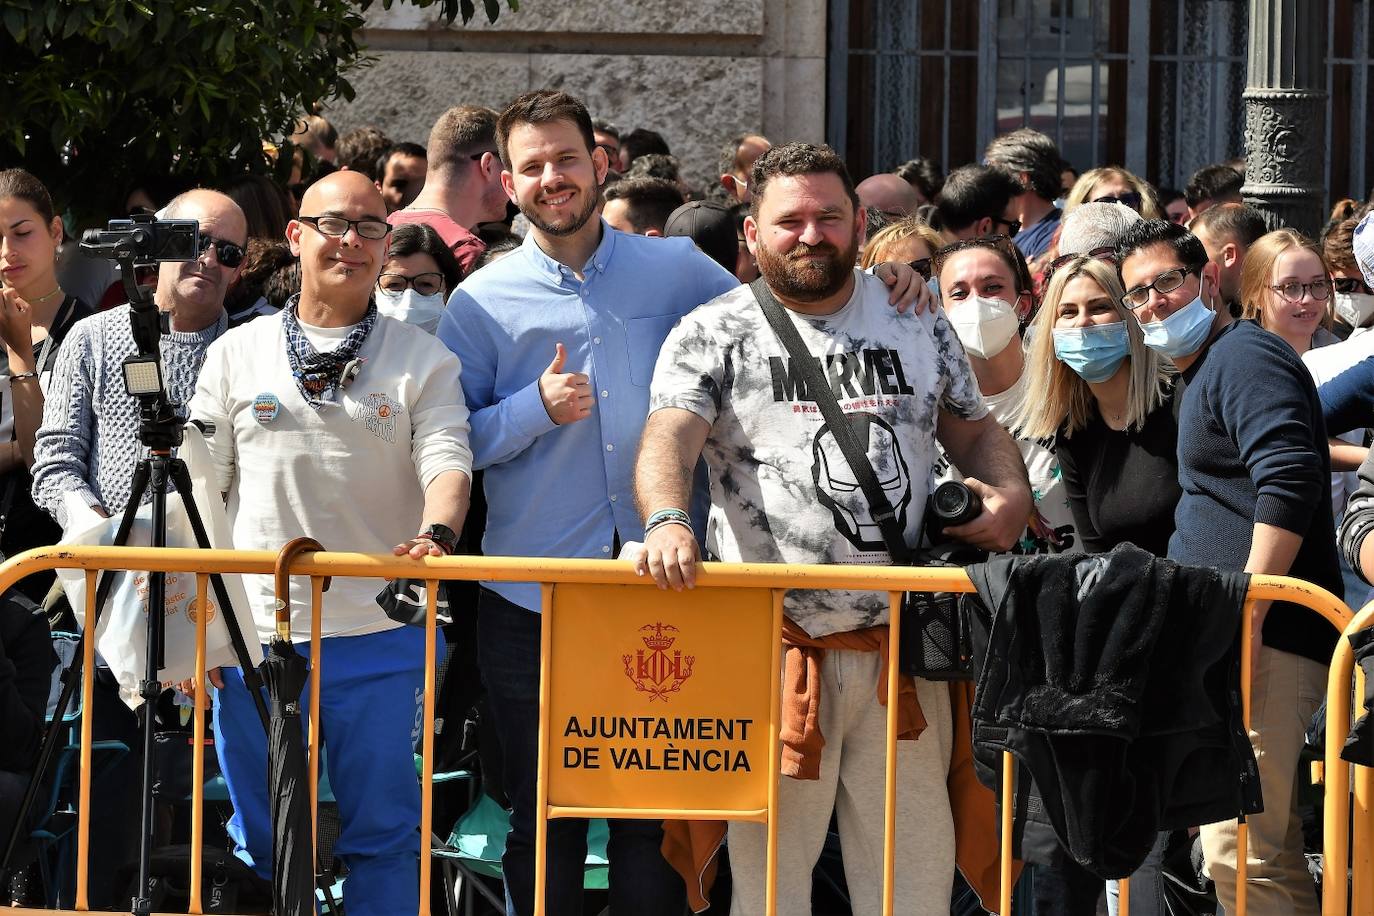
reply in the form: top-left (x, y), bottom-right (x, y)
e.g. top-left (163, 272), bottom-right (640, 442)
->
top-left (859, 217), bottom-right (945, 280)
top-left (0, 169), bottom-right (93, 599)
top-left (1016, 255), bottom-right (1179, 916)
top-left (1063, 167), bottom-right (1162, 220)
top-left (376, 223), bottom-right (463, 334)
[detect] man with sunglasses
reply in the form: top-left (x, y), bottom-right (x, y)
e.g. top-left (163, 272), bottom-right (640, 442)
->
top-left (191, 170), bottom-right (473, 916)
top-left (934, 165), bottom-right (1024, 243)
top-left (33, 189), bottom-right (248, 525)
top-left (1116, 219), bottom-right (1339, 916)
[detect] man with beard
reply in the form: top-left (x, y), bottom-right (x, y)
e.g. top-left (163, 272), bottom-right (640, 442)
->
top-left (441, 93), bottom-right (934, 916)
top-left (634, 142), bottom-right (1030, 915)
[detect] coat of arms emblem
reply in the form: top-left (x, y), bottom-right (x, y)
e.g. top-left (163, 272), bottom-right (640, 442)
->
top-left (623, 623), bottom-right (694, 702)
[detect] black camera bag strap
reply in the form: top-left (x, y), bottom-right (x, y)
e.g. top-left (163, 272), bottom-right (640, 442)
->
top-left (750, 278), bottom-right (919, 565)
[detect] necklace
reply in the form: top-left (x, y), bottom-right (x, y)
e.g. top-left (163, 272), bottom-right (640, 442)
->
top-left (29, 286), bottom-right (62, 305)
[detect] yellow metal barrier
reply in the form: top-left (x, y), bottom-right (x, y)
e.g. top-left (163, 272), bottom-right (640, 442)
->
top-left (1324, 600), bottom-right (1374, 916)
top-left (0, 546), bottom-right (1359, 916)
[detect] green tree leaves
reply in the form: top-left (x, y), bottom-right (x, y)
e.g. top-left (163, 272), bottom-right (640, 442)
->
top-left (0, 0), bottom-right (514, 225)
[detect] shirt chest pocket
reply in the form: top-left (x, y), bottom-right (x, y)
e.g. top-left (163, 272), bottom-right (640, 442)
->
top-left (624, 313), bottom-right (681, 386)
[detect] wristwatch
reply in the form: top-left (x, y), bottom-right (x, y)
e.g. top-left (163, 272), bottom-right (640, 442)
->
top-left (416, 523), bottom-right (459, 556)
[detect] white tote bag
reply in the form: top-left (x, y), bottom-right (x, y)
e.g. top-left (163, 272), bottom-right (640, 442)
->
top-left (56, 425), bottom-right (258, 709)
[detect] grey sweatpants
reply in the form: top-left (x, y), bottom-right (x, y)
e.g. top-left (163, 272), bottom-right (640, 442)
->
top-left (728, 649), bottom-right (956, 916)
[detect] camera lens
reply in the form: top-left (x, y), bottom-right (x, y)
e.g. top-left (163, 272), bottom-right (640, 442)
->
top-left (931, 481), bottom-right (982, 526)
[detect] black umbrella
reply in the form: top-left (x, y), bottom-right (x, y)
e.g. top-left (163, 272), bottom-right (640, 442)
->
top-left (262, 537), bottom-right (326, 916)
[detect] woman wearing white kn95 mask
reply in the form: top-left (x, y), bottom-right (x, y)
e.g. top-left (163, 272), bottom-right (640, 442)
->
top-left (375, 223), bottom-right (462, 334)
top-left (932, 235), bottom-right (1079, 555)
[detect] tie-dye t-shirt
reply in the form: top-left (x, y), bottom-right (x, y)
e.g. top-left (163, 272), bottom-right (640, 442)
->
top-left (648, 270), bottom-right (987, 637)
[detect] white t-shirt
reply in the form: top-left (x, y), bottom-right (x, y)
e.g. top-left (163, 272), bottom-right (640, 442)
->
top-left (191, 311), bottom-right (473, 642)
top-left (935, 359), bottom-right (1078, 555)
top-left (649, 270), bottom-right (987, 637)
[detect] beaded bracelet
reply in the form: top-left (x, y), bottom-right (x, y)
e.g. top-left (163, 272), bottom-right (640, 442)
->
top-left (645, 507), bottom-right (691, 529)
top-left (644, 517), bottom-right (694, 538)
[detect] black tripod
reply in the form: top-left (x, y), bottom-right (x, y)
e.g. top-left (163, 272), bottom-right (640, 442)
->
top-left (0, 237), bottom-right (268, 915)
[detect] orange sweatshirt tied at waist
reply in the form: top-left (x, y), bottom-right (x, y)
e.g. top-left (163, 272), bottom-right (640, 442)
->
top-left (660, 617), bottom-right (1016, 912)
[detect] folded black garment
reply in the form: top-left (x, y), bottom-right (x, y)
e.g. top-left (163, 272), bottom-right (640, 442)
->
top-left (375, 579), bottom-right (453, 627)
top-left (1342, 627), bottom-right (1374, 767)
top-left (965, 543), bottom-right (1259, 879)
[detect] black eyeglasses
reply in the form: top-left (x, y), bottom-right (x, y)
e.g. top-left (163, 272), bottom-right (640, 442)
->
top-left (1121, 265), bottom-right (1199, 310)
top-left (298, 215), bottom-right (392, 240)
top-left (908, 257), bottom-right (932, 280)
top-left (991, 216), bottom-right (1022, 238)
top-left (1046, 246), bottom-right (1118, 279)
top-left (197, 233), bottom-right (245, 268)
top-left (1334, 276), bottom-right (1373, 295)
top-left (378, 272), bottom-right (445, 297)
top-left (1091, 191), bottom-right (1142, 212)
top-left (1268, 279), bottom-right (1333, 303)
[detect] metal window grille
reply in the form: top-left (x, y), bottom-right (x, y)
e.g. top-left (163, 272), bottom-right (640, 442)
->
top-left (830, 0), bottom-right (1373, 203)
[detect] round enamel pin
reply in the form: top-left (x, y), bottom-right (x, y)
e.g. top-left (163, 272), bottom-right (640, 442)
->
top-left (253, 392), bottom-right (281, 424)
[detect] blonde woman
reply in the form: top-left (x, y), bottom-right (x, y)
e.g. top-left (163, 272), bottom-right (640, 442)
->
top-left (859, 216), bottom-right (945, 278)
top-left (1017, 255), bottom-right (1178, 916)
top-left (1064, 166), bottom-right (1162, 221)
top-left (1018, 256), bottom-right (1177, 556)
top-left (1239, 228), bottom-right (1339, 356)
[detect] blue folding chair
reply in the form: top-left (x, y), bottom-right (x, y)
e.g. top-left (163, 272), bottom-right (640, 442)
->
top-left (28, 632), bottom-right (129, 906)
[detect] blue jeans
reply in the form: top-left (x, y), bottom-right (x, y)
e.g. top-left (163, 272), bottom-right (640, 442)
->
top-left (213, 626), bottom-right (437, 916)
top-left (477, 588), bottom-right (686, 916)
top-left (1106, 831), bottom-right (1168, 915)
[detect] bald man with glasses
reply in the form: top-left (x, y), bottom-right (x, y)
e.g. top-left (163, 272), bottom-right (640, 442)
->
top-left (191, 171), bottom-right (473, 916)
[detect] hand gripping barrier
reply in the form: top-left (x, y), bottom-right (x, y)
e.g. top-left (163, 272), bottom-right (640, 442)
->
top-left (0, 545), bottom-right (1361, 916)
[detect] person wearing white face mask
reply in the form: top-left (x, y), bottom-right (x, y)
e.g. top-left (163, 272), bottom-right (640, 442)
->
top-left (1118, 218), bottom-right (1341, 916)
top-left (934, 236), bottom-right (1079, 555)
top-left (1325, 215), bottom-right (1374, 338)
top-left (376, 223), bottom-right (462, 334)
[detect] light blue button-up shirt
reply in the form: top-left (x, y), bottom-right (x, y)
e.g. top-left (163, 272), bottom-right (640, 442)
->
top-left (439, 222), bottom-right (739, 611)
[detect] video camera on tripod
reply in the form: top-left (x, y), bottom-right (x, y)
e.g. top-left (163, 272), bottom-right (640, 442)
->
top-left (0, 213), bottom-right (271, 916)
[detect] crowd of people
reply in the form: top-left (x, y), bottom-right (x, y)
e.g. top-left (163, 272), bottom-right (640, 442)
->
top-left (0, 83), bottom-right (1372, 916)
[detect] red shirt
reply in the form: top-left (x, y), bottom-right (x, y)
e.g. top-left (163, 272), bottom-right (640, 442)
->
top-left (388, 208), bottom-right (486, 277)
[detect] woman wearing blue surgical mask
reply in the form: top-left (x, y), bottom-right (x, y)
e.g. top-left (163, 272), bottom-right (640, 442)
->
top-left (1016, 255), bottom-right (1179, 916)
top-left (1020, 255), bottom-right (1177, 556)
top-left (376, 223), bottom-right (463, 334)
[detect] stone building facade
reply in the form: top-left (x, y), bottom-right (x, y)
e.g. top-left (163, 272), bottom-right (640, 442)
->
top-left (328, 0), bottom-right (826, 195)
top-left (332, 0), bottom-right (1373, 221)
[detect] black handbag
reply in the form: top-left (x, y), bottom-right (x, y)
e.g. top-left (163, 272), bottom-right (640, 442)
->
top-left (751, 278), bottom-right (972, 680)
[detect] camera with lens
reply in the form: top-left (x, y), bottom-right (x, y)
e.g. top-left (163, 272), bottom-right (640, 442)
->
top-left (80, 214), bottom-right (200, 265)
top-left (79, 213), bottom-right (202, 445)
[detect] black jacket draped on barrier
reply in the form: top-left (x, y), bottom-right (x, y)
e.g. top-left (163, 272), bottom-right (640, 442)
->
top-left (966, 543), bottom-right (1260, 878)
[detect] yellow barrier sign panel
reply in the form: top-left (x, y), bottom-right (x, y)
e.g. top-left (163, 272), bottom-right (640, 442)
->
top-left (546, 583), bottom-right (776, 813)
